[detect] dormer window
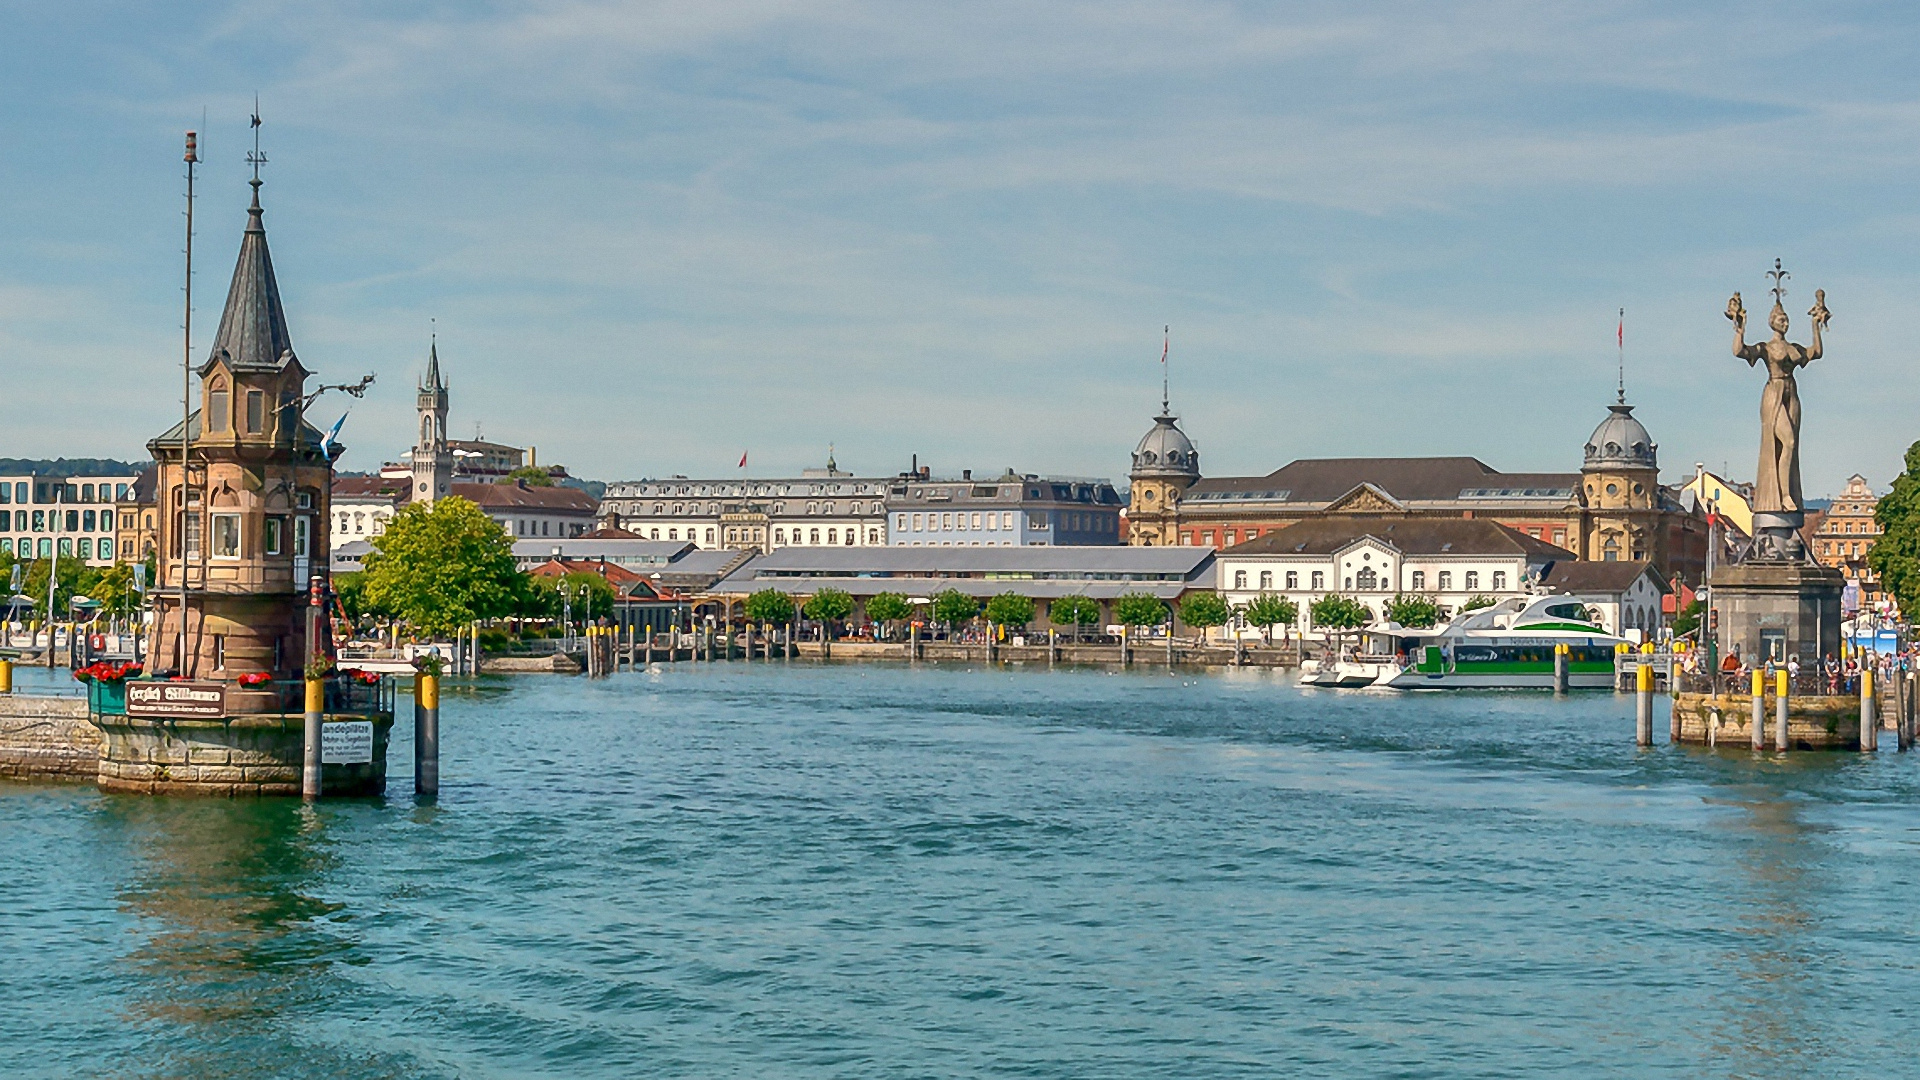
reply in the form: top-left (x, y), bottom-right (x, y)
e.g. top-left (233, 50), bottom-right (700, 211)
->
top-left (207, 378), bottom-right (229, 433)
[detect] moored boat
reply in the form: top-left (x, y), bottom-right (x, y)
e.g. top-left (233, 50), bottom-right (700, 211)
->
top-left (1361, 596), bottom-right (1630, 690)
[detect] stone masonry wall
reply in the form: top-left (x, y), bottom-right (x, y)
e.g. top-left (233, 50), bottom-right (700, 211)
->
top-left (0, 696), bottom-right (101, 780)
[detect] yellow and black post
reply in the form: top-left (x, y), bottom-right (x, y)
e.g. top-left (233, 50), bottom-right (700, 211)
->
top-left (415, 668), bottom-right (440, 798)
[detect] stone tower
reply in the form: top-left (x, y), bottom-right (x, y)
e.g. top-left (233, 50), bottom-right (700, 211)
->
top-left (1581, 395), bottom-right (1661, 564)
top-left (147, 177), bottom-right (336, 681)
top-left (1127, 409), bottom-right (1200, 546)
top-left (410, 341), bottom-right (452, 505)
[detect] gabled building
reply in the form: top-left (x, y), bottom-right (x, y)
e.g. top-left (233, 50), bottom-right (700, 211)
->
top-left (1537, 559), bottom-right (1670, 639)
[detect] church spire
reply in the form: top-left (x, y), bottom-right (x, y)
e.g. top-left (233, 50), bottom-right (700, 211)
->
top-left (423, 334), bottom-right (444, 391)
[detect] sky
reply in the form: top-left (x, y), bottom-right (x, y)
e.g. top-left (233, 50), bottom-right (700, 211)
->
top-left (3, 1), bottom-right (1919, 495)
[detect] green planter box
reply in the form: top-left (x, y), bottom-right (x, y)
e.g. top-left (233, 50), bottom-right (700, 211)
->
top-left (87, 679), bottom-right (127, 716)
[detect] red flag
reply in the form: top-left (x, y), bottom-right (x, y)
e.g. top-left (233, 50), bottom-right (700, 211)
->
top-left (1160, 329), bottom-right (1168, 363)
top-left (1617, 314), bottom-right (1623, 348)
top-left (738, 451), bottom-right (748, 468)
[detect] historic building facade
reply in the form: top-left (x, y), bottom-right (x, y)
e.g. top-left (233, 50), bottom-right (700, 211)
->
top-left (887, 469), bottom-right (1122, 546)
top-left (1125, 393), bottom-right (1708, 585)
top-left (146, 178), bottom-right (335, 678)
top-left (598, 457), bottom-right (891, 552)
top-left (1808, 473), bottom-right (1885, 610)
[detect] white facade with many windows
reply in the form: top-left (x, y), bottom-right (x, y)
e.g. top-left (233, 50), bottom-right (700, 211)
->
top-left (0, 474), bottom-right (141, 566)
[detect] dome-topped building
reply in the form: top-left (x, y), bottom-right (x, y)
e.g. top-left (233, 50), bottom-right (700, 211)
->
top-left (1581, 392), bottom-right (1662, 564)
top-left (1128, 411), bottom-right (1200, 546)
top-left (1583, 402), bottom-right (1657, 470)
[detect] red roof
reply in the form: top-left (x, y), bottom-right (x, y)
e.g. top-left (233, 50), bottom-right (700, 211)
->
top-left (457, 481), bottom-right (597, 514)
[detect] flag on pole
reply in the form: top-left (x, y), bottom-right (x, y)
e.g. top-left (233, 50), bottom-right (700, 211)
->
top-left (1617, 311), bottom-right (1624, 348)
top-left (318, 412), bottom-right (348, 459)
top-left (1161, 328), bottom-right (1169, 363)
top-left (738, 451), bottom-right (748, 469)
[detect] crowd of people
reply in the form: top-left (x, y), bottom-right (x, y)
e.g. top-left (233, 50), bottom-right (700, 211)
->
top-left (1685, 644), bottom-right (1917, 695)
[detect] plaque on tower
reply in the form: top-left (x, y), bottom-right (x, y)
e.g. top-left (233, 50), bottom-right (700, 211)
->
top-left (125, 680), bottom-right (228, 719)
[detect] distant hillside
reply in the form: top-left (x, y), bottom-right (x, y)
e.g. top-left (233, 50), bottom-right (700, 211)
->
top-left (0, 458), bottom-right (148, 477)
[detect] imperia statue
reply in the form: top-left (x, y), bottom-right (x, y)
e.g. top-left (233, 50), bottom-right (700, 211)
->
top-left (1726, 259), bottom-right (1829, 559)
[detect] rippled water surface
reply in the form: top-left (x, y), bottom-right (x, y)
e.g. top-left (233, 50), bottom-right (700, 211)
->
top-left (5, 661), bottom-right (1920, 1078)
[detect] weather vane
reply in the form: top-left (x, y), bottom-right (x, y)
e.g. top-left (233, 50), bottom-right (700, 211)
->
top-left (246, 98), bottom-right (267, 189)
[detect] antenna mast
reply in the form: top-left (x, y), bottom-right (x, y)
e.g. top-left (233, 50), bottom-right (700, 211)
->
top-left (1617, 307), bottom-right (1625, 405)
top-left (1161, 325), bottom-right (1170, 415)
top-left (178, 128), bottom-right (198, 673)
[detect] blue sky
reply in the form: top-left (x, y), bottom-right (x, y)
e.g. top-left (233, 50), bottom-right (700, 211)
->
top-left (4, 1), bottom-right (1918, 495)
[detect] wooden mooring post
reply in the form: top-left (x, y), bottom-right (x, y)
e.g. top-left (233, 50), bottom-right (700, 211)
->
top-left (1861, 666), bottom-right (1877, 752)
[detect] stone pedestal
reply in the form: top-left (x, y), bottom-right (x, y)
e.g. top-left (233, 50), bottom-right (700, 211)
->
top-left (1709, 560), bottom-right (1843, 667)
top-left (96, 712), bottom-right (392, 797)
top-left (1672, 692), bottom-right (1859, 750)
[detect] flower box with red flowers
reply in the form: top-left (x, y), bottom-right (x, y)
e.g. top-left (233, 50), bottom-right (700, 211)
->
top-left (236, 672), bottom-right (273, 688)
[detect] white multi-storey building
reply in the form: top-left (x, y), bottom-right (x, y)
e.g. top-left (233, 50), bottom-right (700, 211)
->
top-left (0, 472), bottom-right (142, 566)
top-left (1214, 515), bottom-right (1573, 640)
top-left (598, 457), bottom-right (890, 552)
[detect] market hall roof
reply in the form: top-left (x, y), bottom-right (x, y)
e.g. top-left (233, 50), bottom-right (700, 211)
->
top-left (711, 545), bottom-right (1217, 600)
top-left (203, 183), bottom-right (299, 375)
top-left (1183, 457), bottom-right (1579, 506)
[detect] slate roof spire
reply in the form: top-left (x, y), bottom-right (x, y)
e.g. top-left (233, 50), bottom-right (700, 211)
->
top-left (203, 177), bottom-right (296, 373)
top-left (423, 335), bottom-right (444, 390)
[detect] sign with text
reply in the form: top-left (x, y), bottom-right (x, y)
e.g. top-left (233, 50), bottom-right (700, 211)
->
top-left (125, 681), bottom-right (227, 719)
top-left (321, 721), bottom-right (374, 765)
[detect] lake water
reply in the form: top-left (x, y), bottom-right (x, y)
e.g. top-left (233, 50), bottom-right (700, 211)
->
top-left (4, 661), bottom-right (1919, 1078)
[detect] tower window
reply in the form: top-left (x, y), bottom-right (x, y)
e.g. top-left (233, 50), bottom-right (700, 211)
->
top-left (246, 390), bottom-right (265, 434)
top-left (208, 382), bottom-right (229, 433)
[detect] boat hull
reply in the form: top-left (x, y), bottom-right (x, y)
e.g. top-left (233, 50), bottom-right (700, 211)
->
top-left (1382, 669), bottom-right (1615, 690)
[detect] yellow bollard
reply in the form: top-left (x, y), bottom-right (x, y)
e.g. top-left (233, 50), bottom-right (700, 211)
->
top-left (302, 676), bottom-right (324, 799)
top-left (1776, 667), bottom-right (1790, 752)
top-left (1635, 658), bottom-right (1654, 746)
top-left (1861, 665), bottom-right (1876, 752)
top-left (416, 671), bottom-right (440, 797)
top-left (0, 657), bottom-right (11, 694)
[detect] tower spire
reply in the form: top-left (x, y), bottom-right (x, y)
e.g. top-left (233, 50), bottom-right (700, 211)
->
top-left (1161, 325), bottom-right (1171, 416)
top-left (1616, 307), bottom-right (1625, 405)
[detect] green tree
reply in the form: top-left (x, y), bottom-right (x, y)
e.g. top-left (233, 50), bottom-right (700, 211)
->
top-left (1672, 597), bottom-right (1703, 637)
top-left (553, 572), bottom-right (616, 621)
top-left (743, 589), bottom-right (796, 624)
top-left (1178, 591), bottom-right (1232, 635)
top-left (802, 587), bottom-right (855, 625)
top-left (1048, 595), bottom-right (1101, 628)
top-left (1383, 594), bottom-right (1441, 628)
top-left (1241, 593), bottom-right (1298, 643)
top-left (501, 465), bottom-right (554, 487)
top-left (20, 558), bottom-right (99, 620)
top-left (1462, 594), bottom-right (1497, 612)
top-left (865, 591), bottom-right (912, 639)
top-left (1114, 592), bottom-right (1168, 629)
top-left (932, 588), bottom-right (979, 627)
top-left (361, 496), bottom-right (523, 635)
top-left (1873, 439), bottom-right (1920, 616)
top-left (1309, 593), bottom-right (1372, 652)
top-left (89, 564), bottom-right (140, 617)
top-left (984, 592), bottom-right (1036, 629)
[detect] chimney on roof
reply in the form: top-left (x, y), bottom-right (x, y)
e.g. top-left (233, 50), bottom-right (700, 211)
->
top-left (920, 465), bottom-right (930, 479)
top-left (962, 469), bottom-right (972, 481)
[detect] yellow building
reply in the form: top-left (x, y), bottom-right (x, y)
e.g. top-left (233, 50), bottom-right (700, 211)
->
top-left (1677, 467), bottom-right (1753, 538)
top-left (1809, 474), bottom-right (1885, 609)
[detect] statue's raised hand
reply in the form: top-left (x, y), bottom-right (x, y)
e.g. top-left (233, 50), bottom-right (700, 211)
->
top-left (1808, 289), bottom-right (1830, 329)
top-left (1725, 292), bottom-right (1746, 330)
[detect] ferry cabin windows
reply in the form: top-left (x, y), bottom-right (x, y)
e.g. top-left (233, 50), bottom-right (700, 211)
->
top-left (1411, 570), bottom-right (1425, 590)
top-left (1438, 571), bottom-right (1452, 591)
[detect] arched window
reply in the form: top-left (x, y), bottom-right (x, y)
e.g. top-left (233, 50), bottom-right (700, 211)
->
top-left (207, 377), bottom-right (229, 433)
top-left (1259, 571), bottom-right (1273, 589)
top-left (1286, 571), bottom-right (1298, 589)
top-left (1233, 570), bottom-right (1247, 589)
top-left (1355, 567), bottom-right (1378, 591)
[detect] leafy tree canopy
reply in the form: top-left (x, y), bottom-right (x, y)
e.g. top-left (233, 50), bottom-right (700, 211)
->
top-left (865, 591), bottom-right (912, 624)
top-left (1383, 594), bottom-right (1440, 628)
top-left (1672, 597), bottom-right (1702, 637)
top-left (1309, 593), bottom-right (1372, 632)
top-left (932, 588), bottom-right (980, 626)
top-left (546, 572), bottom-right (617, 620)
top-left (1048, 595), bottom-right (1101, 627)
top-left (1872, 439), bottom-right (1920, 617)
top-left (984, 592), bottom-right (1036, 628)
top-left (1114, 592), bottom-right (1168, 628)
top-left (802, 587), bottom-right (855, 622)
top-left (1461, 594), bottom-right (1498, 612)
top-left (361, 497), bottom-right (523, 634)
top-left (744, 589), bottom-right (796, 624)
top-left (1179, 591), bottom-right (1232, 629)
top-left (1242, 593), bottom-right (1298, 629)
top-left (501, 466), bottom-right (554, 487)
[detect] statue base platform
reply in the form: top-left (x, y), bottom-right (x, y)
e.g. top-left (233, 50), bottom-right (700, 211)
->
top-left (1708, 560), bottom-right (1844, 667)
top-left (1671, 691), bottom-right (1862, 750)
